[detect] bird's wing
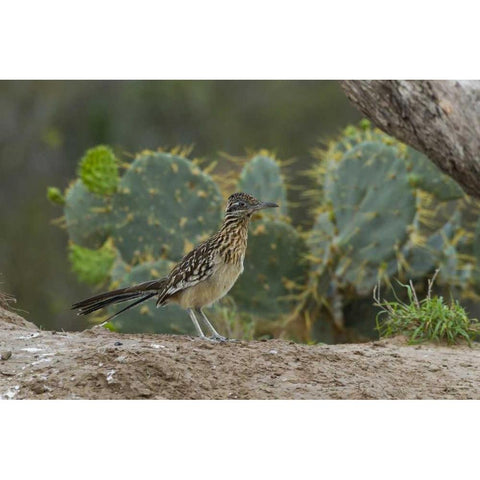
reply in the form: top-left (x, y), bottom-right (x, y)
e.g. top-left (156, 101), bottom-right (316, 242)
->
top-left (156, 241), bottom-right (219, 305)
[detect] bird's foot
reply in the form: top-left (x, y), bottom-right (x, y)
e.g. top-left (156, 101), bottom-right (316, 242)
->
top-left (209, 334), bottom-right (228, 342)
top-left (195, 334), bottom-right (226, 342)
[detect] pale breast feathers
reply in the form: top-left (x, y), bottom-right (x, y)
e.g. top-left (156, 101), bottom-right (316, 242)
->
top-left (159, 242), bottom-right (219, 302)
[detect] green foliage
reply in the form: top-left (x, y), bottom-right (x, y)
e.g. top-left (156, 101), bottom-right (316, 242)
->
top-left (374, 274), bottom-right (480, 345)
top-left (111, 151), bottom-right (223, 263)
top-left (237, 154), bottom-right (288, 217)
top-left (68, 240), bottom-right (116, 286)
top-left (64, 180), bottom-right (112, 249)
top-left (102, 321), bottom-right (118, 332)
top-left (46, 186), bottom-right (65, 205)
top-left (78, 145), bottom-right (119, 195)
top-left (359, 118), bottom-right (371, 130)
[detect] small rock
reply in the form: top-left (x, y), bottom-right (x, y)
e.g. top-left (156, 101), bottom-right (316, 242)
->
top-left (31, 383), bottom-right (47, 394)
top-left (268, 349), bottom-right (278, 355)
top-left (106, 369), bottom-right (116, 383)
top-left (1, 351), bottom-right (12, 361)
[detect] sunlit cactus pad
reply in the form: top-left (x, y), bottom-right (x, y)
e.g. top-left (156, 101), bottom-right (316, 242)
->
top-left (78, 145), bottom-right (119, 196)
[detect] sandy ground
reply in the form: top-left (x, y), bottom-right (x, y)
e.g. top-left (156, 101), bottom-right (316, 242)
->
top-left (1, 306), bottom-right (480, 399)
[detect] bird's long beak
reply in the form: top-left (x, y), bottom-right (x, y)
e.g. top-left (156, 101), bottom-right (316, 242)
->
top-left (252, 201), bottom-right (279, 212)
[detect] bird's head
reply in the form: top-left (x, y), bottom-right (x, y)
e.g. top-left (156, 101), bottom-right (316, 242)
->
top-left (225, 192), bottom-right (279, 218)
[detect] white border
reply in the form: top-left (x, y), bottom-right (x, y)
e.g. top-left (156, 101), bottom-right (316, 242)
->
top-left (1, 400), bottom-right (479, 479)
top-left (2, 1), bottom-right (479, 79)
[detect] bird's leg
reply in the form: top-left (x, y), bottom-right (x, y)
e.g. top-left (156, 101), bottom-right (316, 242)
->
top-left (196, 308), bottom-right (227, 342)
top-left (187, 309), bottom-right (208, 340)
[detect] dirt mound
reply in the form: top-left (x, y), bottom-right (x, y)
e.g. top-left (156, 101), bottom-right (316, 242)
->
top-left (0, 306), bottom-right (38, 330)
top-left (1, 311), bottom-right (480, 399)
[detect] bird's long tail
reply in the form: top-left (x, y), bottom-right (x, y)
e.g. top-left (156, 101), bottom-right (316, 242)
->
top-left (72, 279), bottom-right (167, 322)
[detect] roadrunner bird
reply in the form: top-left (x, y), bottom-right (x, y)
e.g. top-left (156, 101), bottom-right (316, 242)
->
top-left (72, 193), bottom-right (278, 341)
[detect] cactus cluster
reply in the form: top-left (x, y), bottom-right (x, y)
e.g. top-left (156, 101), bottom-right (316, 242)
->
top-left (111, 152), bottom-right (223, 263)
top-left (49, 124), bottom-right (480, 342)
top-left (49, 148), bottom-right (307, 335)
top-left (304, 123), bottom-right (480, 341)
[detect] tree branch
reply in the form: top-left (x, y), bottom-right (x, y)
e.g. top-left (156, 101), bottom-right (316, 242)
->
top-left (340, 80), bottom-right (480, 199)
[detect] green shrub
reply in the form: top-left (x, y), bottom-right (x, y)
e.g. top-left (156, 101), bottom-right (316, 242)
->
top-left (374, 272), bottom-right (480, 345)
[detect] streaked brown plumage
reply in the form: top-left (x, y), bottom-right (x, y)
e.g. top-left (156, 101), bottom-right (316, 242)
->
top-left (72, 192), bottom-right (278, 340)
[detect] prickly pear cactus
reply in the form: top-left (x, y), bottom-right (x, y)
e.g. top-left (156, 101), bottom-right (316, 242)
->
top-left (231, 219), bottom-right (308, 317)
top-left (307, 211), bottom-right (336, 277)
top-left (400, 192), bottom-right (459, 280)
top-left (325, 142), bottom-right (417, 294)
top-left (109, 259), bottom-right (194, 334)
top-left (78, 145), bottom-right (119, 195)
top-left (306, 122), bottom-right (480, 342)
top-left (68, 239), bottom-right (116, 286)
top-left (237, 154), bottom-right (288, 216)
top-left (111, 151), bottom-right (223, 264)
top-left (405, 147), bottom-right (464, 201)
top-left (64, 180), bottom-right (112, 249)
top-left (47, 186), bottom-right (65, 205)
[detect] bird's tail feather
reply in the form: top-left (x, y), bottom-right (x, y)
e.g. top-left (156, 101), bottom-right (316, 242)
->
top-left (72, 279), bottom-right (167, 320)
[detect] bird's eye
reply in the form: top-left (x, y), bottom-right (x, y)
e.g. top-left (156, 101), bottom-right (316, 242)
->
top-left (238, 201), bottom-right (246, 208)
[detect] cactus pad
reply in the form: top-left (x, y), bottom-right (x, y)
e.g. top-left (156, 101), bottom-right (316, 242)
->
top-left (111, 151), bottom-right (223, 263)
top-left (405, 147), bottom-right (464, 201)
top-left (324, 142), bottom-right (417, 294)
top-left (238, 155), bottom-right (288, 216)
top-left (47, 186), bottom-right (65, 205)
top-left (231, 219), bottom-right (308, 317)
top-left (78, 145), bottom-right (119, 195)
top-left (64, 180), bottom-right (112, 248)
top-left (68, 239), bottom-right (116, 286)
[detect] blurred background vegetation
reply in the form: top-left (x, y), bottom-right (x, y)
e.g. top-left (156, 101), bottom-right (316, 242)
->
top-left (0, 80), bottom-right (361, 333)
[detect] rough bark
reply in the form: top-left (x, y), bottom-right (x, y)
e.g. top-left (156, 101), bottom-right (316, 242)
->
top-left (340, 80), bottom-right (480, 199)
